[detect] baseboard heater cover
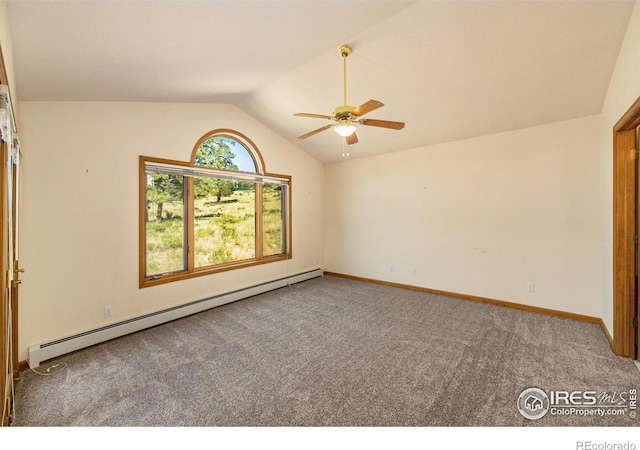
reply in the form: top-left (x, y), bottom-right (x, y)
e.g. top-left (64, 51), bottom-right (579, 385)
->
top-left (28, 268), bottom-right (323, 368)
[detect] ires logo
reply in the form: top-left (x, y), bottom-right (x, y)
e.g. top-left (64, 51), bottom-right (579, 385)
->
top-left (518, 388), bottom-right (637, 420)
top-left (549, 390), bottom-right (598, 406)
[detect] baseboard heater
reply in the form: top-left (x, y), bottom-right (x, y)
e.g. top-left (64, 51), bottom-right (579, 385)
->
top-left (28, 268), bottom-right (323, 368)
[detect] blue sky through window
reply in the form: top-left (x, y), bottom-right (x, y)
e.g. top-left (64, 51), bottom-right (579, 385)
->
top-left (218, 137), bottom-right (256, 173)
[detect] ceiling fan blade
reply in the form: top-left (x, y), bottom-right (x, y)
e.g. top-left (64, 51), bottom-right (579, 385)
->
top-left (352, 100), bottom-right (384, 117)
top-left (361, 118), bottom-right (405, 130)
top-left (297, 124), bottom-right (333, 140)
top-left (294, 113), bottom-right (334, 120)
top-left (346, 132), bottom-right (358, 145)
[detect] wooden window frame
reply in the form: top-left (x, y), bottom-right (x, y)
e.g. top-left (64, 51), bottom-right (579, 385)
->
top-left (139, 129), bottom-right (292, 288)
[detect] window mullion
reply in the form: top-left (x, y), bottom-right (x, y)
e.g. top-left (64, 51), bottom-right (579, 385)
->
top-left (186, 176), bottom-right (195, 271)
top-left (256, 182), bottom-right (263, 260)
top-left (281, 184), bottom-right (288, 257)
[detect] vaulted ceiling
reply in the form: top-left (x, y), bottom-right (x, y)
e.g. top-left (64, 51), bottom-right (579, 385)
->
top-left (7, 0), bottom-right (635, 163)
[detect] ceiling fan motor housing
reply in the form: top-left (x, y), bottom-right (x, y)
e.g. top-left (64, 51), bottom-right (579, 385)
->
top-left (333, 105), bottom-right (356, 119)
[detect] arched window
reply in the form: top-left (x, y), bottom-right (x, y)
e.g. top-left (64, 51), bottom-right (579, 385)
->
top-left (191, 131), bottom-right (262, 173)
top-left (139, 129), bottom-right (291, 287)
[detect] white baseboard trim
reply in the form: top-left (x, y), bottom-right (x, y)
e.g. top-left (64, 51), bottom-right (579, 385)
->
top-left (28, 268), bottom-right (323, 368)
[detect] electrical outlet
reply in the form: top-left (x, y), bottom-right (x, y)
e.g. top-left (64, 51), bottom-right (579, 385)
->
top-left (104, 306), bottom-right (113, 318)
top-left (389, 265), bottom-right (395, 272)
top-left (411, 267), bottom-right (417, 275)
top-left (527, 282), bottom-right (535, 293)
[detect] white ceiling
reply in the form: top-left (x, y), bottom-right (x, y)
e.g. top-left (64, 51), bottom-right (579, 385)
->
top-left (7, 0), bottom-right (636, 163)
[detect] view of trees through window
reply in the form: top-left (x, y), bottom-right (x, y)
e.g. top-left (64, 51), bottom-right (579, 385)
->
top-left (146, 173), bottom-right (185, 275)
top-left (143, 133), bottom-right (287, 282)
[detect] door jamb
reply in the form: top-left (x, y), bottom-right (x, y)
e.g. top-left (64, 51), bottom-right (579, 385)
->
top-left (613, 96), bottom-right (640, 358)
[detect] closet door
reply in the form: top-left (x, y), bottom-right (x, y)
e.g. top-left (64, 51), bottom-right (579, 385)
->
top-left (10, 137), bottom-right (21, 378)
top-left (0, 126), bottom-right (9, 426)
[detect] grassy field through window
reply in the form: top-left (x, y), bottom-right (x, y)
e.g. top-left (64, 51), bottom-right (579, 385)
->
top-left (146, 182), bottom-right (284, 276)
top-left (263, 183), bottom-right (284, 256)
top-left (194, 188), bottom-right (256, 267)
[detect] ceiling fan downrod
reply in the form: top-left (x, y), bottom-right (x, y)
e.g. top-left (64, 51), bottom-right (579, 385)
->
top-left (340, 45), bottom-right (352, 107)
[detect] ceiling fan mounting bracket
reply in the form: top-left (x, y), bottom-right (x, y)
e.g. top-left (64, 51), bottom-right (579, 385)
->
top-left (339, 44), bottom-right (352, 58)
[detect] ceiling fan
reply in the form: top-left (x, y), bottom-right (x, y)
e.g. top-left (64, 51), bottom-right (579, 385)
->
top-left (294, 44), bottom-right (405, 145)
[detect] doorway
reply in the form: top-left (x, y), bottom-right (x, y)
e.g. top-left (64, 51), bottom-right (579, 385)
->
top-left (613, 96), bottom-right (640, 360)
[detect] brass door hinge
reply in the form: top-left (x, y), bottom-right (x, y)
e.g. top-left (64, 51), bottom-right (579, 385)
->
top-left (13, 260), bottom-right (24, 285)
top-left (632, 317), bottom-right (638, 328)
top-left (631, 149), bottom-right (639, 160)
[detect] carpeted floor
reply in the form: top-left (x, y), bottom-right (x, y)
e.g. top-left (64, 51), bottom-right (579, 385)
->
top-left (11, 275), bottom-right (640, 426)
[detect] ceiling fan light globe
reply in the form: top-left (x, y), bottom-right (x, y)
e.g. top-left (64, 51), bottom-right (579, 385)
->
top-left (334, 122), bottom-right (357, 137)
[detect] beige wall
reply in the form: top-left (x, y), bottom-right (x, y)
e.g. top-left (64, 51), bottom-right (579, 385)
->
top-left (17, 101), bottom-right (325, 360)
top-left (600, 1), bottom-right (640, 337)
top-left (10, 1), bottom-right (640, 361)
top-left (325, 2), bottom-right (640, 335)
top-left (326, 114), bottom-right (603, 317)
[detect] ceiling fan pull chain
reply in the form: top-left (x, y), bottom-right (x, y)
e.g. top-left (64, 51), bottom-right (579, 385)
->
top-left (342, 135), bottom-right (349, 158)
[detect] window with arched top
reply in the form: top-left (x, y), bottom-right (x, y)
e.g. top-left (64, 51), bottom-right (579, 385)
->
top-left (191, 131), bottom-right (262, 173)
top-left (139, 129), bottom-right (291, 287)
